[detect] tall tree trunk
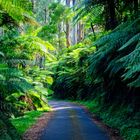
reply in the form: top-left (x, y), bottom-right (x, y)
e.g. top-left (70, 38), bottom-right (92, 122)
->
top-left (66, 21), bottom-right (70, 47)
top-left (77, 20), bottom-right (84, 42)
top-left (66, 0), bottom-right (71, 48)
top-left (58, 23), bottom-right (62, 49)
top-left (31, 0), bottom-right (35, 13)
top-left (72, 0), bottom-right (77, 45)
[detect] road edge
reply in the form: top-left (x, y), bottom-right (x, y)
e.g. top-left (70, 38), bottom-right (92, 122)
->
top-left (22, 111), bottom-right (53, 140)
top-left (72, 102), bottom-right (124, 140)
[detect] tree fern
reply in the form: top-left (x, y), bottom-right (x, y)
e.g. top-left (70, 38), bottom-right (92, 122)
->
top-left (88, 17), bottom-right (140, 79)
top-left (119, 33), bottom-right (140, 51)
top-left (119, 41), bottom-right (140, 87)
top-left (0, 0), bottom-right (37, 26)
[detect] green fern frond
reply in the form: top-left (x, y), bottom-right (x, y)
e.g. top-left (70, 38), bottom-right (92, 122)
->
top-left (0, 0), bottom-right (37, 26)
top-left (119, 33), bottom-right (140, 51)
top-left (128, 76), bottom-right (140, 87)
top-left (88, 18), bottom-right (140, 79)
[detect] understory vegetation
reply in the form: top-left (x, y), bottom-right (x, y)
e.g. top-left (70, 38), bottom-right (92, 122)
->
top-left (0, 0), bottom-right (140, 140)
top-left (0, 0), bottom-right (54, 139)
top-left (11, 111), bottom-right (44, 135)
top-left (51, 1), bottom-right (140, 140)
top-left (52, 19), bottom-right (140, 140)
top-left (52, 18), bottom-right (140, 140)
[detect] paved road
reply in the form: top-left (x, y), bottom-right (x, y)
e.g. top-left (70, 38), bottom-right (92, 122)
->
top-left (40, 100), bottom-right (110, 140)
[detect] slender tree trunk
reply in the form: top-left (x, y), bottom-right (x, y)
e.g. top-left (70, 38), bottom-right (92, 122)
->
top-left (31, 0), bottom-right (35, 13)
top-left (66, 21), bottom-right (70, 47)
top-left (72, 0), bottom-right (77, 45)
top-left (66, 0), bottom-right (71, 48)
top-left (44, 7), bottom-right (47, 24)
top-left (73, 0), bottom-right (77, 44)
top-left (58, 24), bottom-right (62, 50)
top-left (77, 20), bottom-right (84, 42)
top-left (90, 23), bottom-right (96, 40)
top-left (77, 22), bottom-right (80, 42)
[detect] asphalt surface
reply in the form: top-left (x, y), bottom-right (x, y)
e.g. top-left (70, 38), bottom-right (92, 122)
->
top-left (40, 100), bottom-right (110, 140)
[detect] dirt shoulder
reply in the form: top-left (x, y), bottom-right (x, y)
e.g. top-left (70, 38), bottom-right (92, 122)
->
top-left (77, 103), bottom-right (124, 140)
top-left (22, 111), bottom-right (53, 140)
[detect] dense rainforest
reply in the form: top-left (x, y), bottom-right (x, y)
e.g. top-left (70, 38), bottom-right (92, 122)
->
top-left (0, 0), bottom-right (140, 140)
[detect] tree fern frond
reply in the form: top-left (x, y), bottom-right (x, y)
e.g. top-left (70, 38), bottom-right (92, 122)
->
top-left (128, 76), bottom-right (140, 87)
top-left (88, 18), bottom-right (140, 79)
top-left (122, 64), bottom-right (140, 80)
top-left (0, 0), bottom-right (36, 26)
top-left (119, 41), bottom-right (140, 67)
top-left (119, 33), bottom-right (140, 51)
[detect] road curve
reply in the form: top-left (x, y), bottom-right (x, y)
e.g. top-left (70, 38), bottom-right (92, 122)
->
top-left (40, 100), bottom-right (110, 140)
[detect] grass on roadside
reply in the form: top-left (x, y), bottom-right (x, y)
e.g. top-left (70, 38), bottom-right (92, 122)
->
top-left (11, 110), bottom-right (45, 134)
top-left (74, 100), bottom-right (140, 140)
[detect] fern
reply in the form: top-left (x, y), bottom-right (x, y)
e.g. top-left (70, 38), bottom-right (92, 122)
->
top-left (119, 41), bottom-right (140, 87)
top-left (0, 0), bottom-right (37, 26)
top-left (88, 17), bottom-right (140, 79)
top-left (119, 33), bottom-right (140, 51)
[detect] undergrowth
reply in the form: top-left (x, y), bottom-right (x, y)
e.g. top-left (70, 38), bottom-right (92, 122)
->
top-left (11, 110), bottom-right (46, 134)
top-left (77, 100), bottom-right (140, 140)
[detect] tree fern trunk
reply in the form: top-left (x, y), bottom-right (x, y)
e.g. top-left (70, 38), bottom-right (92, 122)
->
top-left (105, 0), bottom-right (117, 30)
top-left (134, 0), bottom-right (139, 16)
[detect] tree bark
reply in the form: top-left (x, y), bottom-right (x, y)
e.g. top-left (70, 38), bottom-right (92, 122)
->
top-left (72, 0), bottom-right (77, 45)
top-left (90, 23), bottom-right (96, 40)
top-left (58, 23), bottom-right (62, 49)
top-left (66, 0), bottom-right (71, 48)
top-left (105, 0), bottom-right (117, 30)
top-left (31, 0), bottom-right (35, 13)
top-left (77, 20), bottom-right (84, 42)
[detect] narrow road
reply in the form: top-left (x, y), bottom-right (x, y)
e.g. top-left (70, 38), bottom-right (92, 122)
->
top-left (40, 100), bottom-right (110, 140)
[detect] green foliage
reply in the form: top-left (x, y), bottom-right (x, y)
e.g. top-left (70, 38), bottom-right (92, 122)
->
top-left (37, 2), bottom-right (72, 50)
top-left (52, 17), bottom-right (140, 140)
top-left (0, 111), bottom-right (20, 140)
top-left (0, 1), bottom-right (55, 139)
top-left (75, 0), bottom-right (140, 31)
top-left (0, 28), bottom-right (54, 114)
top-left (1, 0), bottom-right (140, 140)
top-left (11, 111), bottom-right (44, 134)
top-left (78, 100), bottom-right (140, 140)
top-left (0, 0), bottom-right (37, 27)
top-left (89, 18), bottom-right (140, 76)
top-left (52, 42), bottom-right (96, 99)
top-left (0, 32), bottom-right (54, 138)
